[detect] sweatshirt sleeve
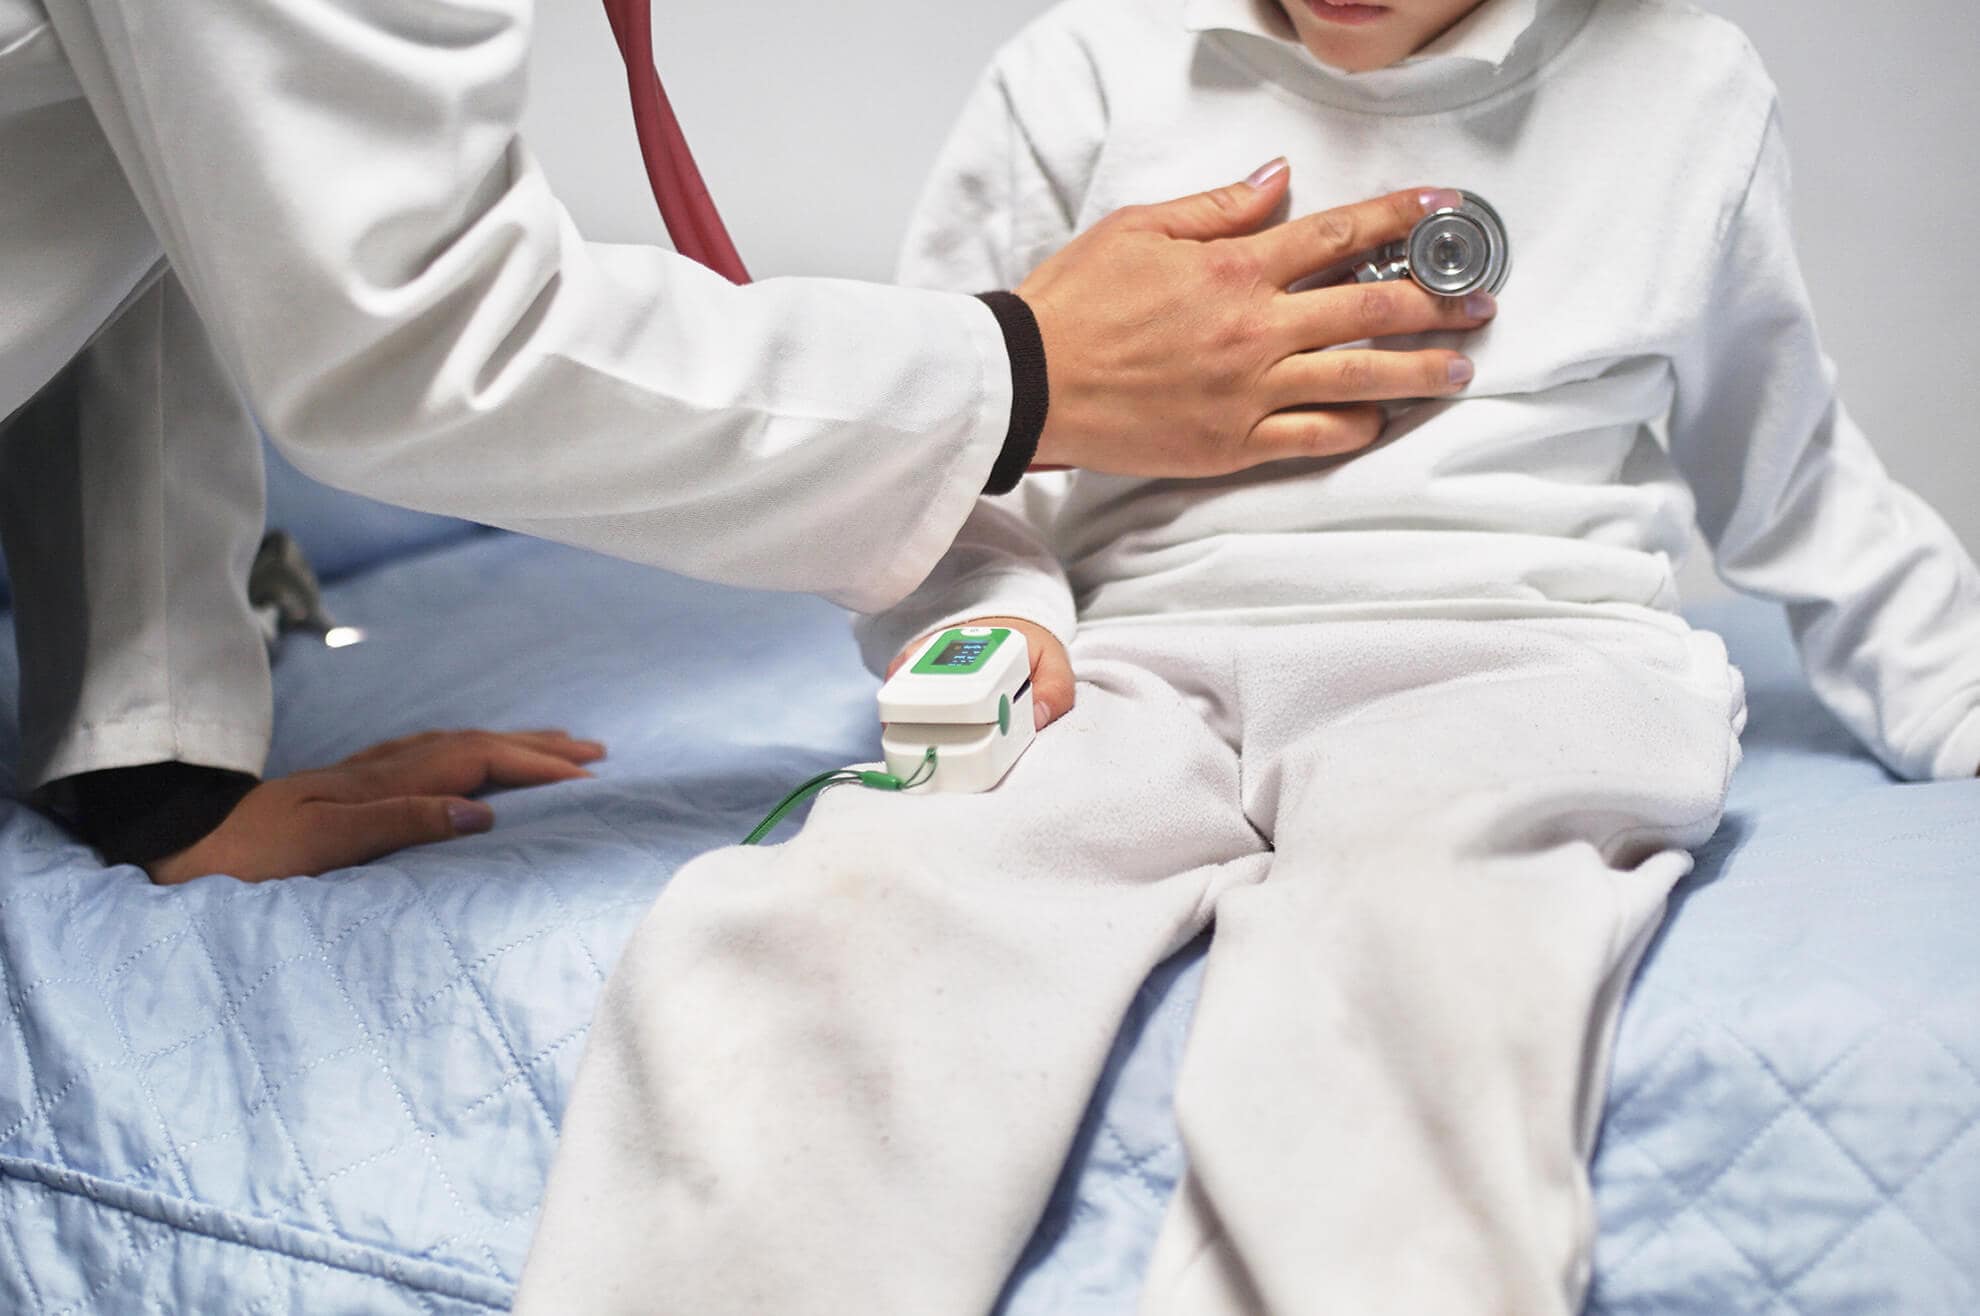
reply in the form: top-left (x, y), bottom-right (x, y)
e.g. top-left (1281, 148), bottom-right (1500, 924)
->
top-left (854, 39), bottom-right (1107, 673)
top-left (38, 0), bottom-right (1014, 614)
top-left (1670, 106), bottom-right (1980, 781)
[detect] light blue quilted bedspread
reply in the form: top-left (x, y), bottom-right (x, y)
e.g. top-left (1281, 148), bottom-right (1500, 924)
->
top-left (1, 534), bottom-right (1976, 1314)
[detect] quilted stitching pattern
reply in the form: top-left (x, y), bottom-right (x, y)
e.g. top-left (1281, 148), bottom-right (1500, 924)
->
top-left (0, 540), bottom-right (881, 1311)
top-left (0, 827), bottom-right (656, 1305)
top-left (1, 541), bottom-right (1975, 1315)
top-left (1586, 780), bottom-right (1980, 1315)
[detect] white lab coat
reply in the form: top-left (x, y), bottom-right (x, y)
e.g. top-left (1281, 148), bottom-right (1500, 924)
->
top-left (0, 0), bottom-right (1011, 788)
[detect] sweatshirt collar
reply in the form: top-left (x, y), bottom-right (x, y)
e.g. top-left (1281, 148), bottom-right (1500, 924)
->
top-left (1181, 0), bottom-right (1591, 115)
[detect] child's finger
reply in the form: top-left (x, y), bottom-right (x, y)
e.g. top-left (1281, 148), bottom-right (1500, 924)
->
top-left (1027, 640), bottom-right (1078, 731)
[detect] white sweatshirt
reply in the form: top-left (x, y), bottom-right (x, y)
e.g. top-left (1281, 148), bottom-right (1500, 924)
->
top-left (858, 0), bottom-right (1980, 782)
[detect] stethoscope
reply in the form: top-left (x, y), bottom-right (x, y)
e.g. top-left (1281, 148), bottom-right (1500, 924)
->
top-left (602, 0), bottom-right (753, 284)
top-left (601, 5), bottom-right (1510, 301)
top-left (1353, 192), bottom-right (1510, 299)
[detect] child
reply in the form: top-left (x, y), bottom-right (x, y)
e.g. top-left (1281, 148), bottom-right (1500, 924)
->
top-left (522, 1), bottom-right (1980, 1311)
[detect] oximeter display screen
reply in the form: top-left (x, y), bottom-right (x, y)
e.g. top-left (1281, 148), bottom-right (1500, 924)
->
top-left (912, 627), bottom-right (1009, 675)
top-left (932, 638), bottom-right (990, 668)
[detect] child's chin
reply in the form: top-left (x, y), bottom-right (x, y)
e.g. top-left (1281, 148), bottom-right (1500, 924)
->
top-left (1291, 19), bottom-right (1411, 73)
top-left (1305, 39), bottom-right (1405, 74)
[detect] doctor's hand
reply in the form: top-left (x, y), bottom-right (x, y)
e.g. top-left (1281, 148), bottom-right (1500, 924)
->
top-left (1018, 166), bottom-right (1494, 478)
top-left (890, 617), bottom-right (1074, 732)
top-left (144, 730), bottom-right (605, 885)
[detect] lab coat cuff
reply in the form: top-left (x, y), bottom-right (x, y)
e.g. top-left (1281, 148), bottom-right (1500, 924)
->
top-left (1928, 705), bottom-right (1980, 781)
top-left (24, 714), bottom-right (273, 794)
top-left (49, 763), bottom-right (259, 868)
top-left (974, 292), bottom-right (1049, 494)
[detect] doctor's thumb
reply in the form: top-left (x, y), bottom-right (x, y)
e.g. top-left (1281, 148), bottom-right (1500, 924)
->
top-left (1132, 157), bottom-right (1291, 242)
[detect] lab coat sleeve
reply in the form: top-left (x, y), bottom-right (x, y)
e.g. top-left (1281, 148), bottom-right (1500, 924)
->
top-left (854, 40), bottom-right (1105, 673)
top-left (1670, 107), bottom-right (1980, 781)
top-left (36, 0), bottom-right (1013, 614)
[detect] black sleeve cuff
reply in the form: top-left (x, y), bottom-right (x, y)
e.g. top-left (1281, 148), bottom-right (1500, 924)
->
top-left (54, 763), bottom-right (259, 868)
top-left (974, 291), bottom-right (1050, 496)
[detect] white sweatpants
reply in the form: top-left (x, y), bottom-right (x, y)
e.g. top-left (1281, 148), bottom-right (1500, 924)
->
top-left (518, 611), bottom-right (1746, 1316)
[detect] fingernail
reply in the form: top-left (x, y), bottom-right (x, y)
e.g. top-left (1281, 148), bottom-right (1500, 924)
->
top-left (1246, 157), bottom-right (1289, 189)
top-left (1448, 357), bottom-right (1475, 386)
top-left (1034, 700), bottom-right (1052, 729)
top-left (447, 801), bottom-right (494, 835)
top-left (1464, 291), bottom-right (1497, 319)
top-left (1419, 188), bottom-right (1463, 214)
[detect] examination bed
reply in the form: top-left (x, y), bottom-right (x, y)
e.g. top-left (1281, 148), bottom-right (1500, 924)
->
top-left (0, 457), bottom-right (1976, 1315)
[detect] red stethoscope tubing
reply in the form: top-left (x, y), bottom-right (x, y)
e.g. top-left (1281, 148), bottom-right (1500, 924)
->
top-left (602, 0), bottom-right (752, 285)
top-left (600, 6), bottom-right (1066, 469)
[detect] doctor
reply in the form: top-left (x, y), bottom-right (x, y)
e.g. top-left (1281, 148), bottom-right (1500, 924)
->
top-left (0, 0), bottom-right (1492, 882)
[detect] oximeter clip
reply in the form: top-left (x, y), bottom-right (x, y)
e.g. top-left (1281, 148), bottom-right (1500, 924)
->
top-left (877, 626), bottom-right (1036, 793)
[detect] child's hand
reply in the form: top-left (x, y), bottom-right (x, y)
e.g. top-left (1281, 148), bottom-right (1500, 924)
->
top-left (890, 618), bottom-right (1074, 731)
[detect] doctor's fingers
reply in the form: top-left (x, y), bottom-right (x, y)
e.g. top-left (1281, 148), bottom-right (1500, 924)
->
top-left (1260, 347), bottom-right (1475, 412)
top-left (327, 737), bottom-right (596, 804)
top-left (1243, 406), bottom-right (1388, 463)
top-left (1277, 278), bottom-right (1495, 355)
top-left (305, 796), bottom-right (504, 873)
top-left (337, 729), bottom-right (606, 769)
top-left (1245, 187), bottom-right (1463, 290)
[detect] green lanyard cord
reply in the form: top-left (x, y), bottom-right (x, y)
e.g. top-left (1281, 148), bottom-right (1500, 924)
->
top-left (741, 747), bottom-right (938, 845)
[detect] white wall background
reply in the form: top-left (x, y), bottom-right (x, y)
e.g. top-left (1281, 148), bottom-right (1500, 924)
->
top-left (520, 3), bottom-right (1041, 274)
top-left (522, 1), bottom-right (1980, 566)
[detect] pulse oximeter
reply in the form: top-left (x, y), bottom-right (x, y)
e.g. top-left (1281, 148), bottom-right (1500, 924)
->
top-left (877, 626), bottom-right (1036, 793)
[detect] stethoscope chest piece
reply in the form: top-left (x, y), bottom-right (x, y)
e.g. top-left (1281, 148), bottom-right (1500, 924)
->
top-left (1355, 191), bottom-right (1510, 299)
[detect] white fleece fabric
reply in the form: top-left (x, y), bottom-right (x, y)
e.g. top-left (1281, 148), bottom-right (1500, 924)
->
top-left (519, 614), bottom-right (1744, 1315)
top-left (859, 0), bottom-right (1980, 783)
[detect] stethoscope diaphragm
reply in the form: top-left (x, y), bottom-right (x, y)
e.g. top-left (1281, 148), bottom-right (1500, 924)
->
top-left (1355, 191), bottom-right (1510, 299)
